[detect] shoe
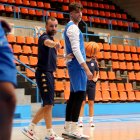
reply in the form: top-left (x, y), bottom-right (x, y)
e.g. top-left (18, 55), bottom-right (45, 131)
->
top-left (69, 132), bottom-right (89, 140)
top-left (78, 121), bottom-right (83, 127)
top-left (45, 129), bottom-right (64, 140)
top-left (69, 124), bottom-right (89, 140)
top-left (21, 127), bottom-right (39, 140)
top-left (89, 121), bottom-right (95, 127)
top-left (62, 127), bottom-right (71, 139)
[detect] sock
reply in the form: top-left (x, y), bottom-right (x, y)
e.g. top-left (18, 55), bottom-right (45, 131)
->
top-left (71, 122), bottom-right (78, 133)
top-left (46, 128), bottom-right (53, 134)
top-left (89, 117), bottom-right (93, 122)
top-left (65, 121), bottom-right (71, 132)
top-left (79, 117), bottom-right (83, 122)
top-left (28, 122), bottom-right (36, 131)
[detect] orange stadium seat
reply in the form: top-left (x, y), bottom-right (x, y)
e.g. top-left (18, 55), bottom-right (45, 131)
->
top-left (121, 14), bottom-right (127, 20)
top-left (34, 37), bottom-right (38, 45)
top-left (132, 54), bottom-right (139, 61)
top-left (127, 91), bottom-right (136, 101)
top-left (29, 56), bottom-right (37, 66)
top-left (5, 5), bottom-right (13, 13)
top-left (110, 91), bottom-right (119, 101)
top-left (105, 11), bottom-right (111, 17)
top-left (125, 53), bottom-right (132, 61)
top-left (22, 45), bottom-right (32, 55)
top-left (16, 36), bottom-right (25, 44)
top-left (133, 62), bottom-right (140, 71)
top-left (95, 91), bottom-right (102, 102)
top-left (103, 43), bottom-right (110, 51)
top-left (56, 69), bottom-right (65, 79)
top-left (104, 52), bottom-right (111, 60)
top-left (130, 46), bottom-right (137, 53)
top-left (110, 44), bottom-right (117, 52)
top-left (36, 10), bottom-right (43, 16)
top-left (102, 90), bottom-right (111, 102)
top-left (55, 81), bottom-right (64, 92)
top-left (96, 82), bottom-right (101, 91)
top-left (13, 44), bottom-right (22, 54)
top-left (25, 36), bottom-right (35, 45)
top-left (118, 53), bottom-right (125, 61)
top-left (23, 0), bottom-right (30, 6)
top-left (15, 0), bottom-right (22, 4)
top-left (62, 5), bottom-right (69, 11)
top-left (104, 4), bottom-right (109, 9)
top-left (20, 7), bottom-right (28, 15)
top-left (44, 3), bottom-right (51, 9)
top-left (93, 2), bottom-right (98, 8)
top-left (0, 4), bottom-right (5, 12)
top-left (135, 72), bottom-right (140, 81)
top-left (65, 69), bottom-right (69, 79)
top-left (37, 1), bottom-right (44, 8)
top-left (124, 45), bottom-right (130, 53)
top-left (99, 3), bottom-right (104, 9)
top-left (7, 34), bottom-right (16, 43)
top-left (136, 47), bottom-right (140, 54)
top-left (126, 62), bottom-right (133, 70)
top-left (7, 0), bottom-right (15, 3)
top-left (28, 9), bottom-right (36, 16)
top-left (119, 62), bottom-right (126, 70)
top-left (128, 72), bottom-right (136, 81)
top-left (57, 58), bottom-right (66, 67)
top-left (116, 13), bottom-right (121, 19)
top-left (50, 12), bottom-right (57, 18)
top-left (26, 68), bottom-right (35, 78)
top-left (63, 0), bottom-right (69, 3)
top-left (119, 91), bottom-right (127, 101)
top-left (117, 44), bottom-right (124, 52)
top-left (109, 83), bottom-right (117, 91)
top-left (117, 83), bottom-right (125, 91)
top-left (110, 5), bottom-right (115, 10)
top-left (81, 1), bottom-right (87, 7)
top-left (111, 52), bottom-right (118, 60)
top-left (64, 81), bottom-right (70, 100)
top-left (100, 71), bottom-right (108, 80)
top-left (108, 71), bottom-right (116, 80)
top-left (125, 83), bottom-right (133, 91)
top-left (87, 2), bottom-right (92, 7)
top-left (101, 82), bottom-right (109, 91)
top-left (96, 52), bottom-right (103, 60)
top-left (87, 9), bottom-right (93, 15)
top-left (112, 61), bottom-right (119, 70)
top-left (19, 55), bottom-right (29, 65)
top-left (135, 91), bottom-right (140, 101)
top-left (82, 16), bottom-right (88, 22)
top-left (32, 46), bottom-right (38, 55)
top-left (30, 0), bottom-right (37, 7)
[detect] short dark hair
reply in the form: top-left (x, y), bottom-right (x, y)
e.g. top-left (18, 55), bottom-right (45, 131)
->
top-left (69, 2), bottom-right (83, 12)
top-left (46, 17), bottom-right (57, 25)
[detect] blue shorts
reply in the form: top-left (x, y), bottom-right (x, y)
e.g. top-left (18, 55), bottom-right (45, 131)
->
top-left (0, 46), bottom-right (17, 87)
top-left (35, 69), bottom-right (54, 106)
top-left (67, 59), bottom-right (87, 92)
top-left (84, 81), bottom-right (96, 101)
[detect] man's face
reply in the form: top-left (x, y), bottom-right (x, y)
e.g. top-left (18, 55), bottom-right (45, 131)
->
top-left (46, 19), bottom-right (58, 36)
top-left (71, 10), bottom-right (82, 23)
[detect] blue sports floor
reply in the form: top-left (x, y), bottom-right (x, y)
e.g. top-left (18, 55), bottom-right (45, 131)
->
top-left (12, 114), bottom-right (140, 140)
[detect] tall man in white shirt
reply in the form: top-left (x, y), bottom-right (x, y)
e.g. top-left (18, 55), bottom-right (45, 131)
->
top-left (62, 2), bottom-right (93, 139)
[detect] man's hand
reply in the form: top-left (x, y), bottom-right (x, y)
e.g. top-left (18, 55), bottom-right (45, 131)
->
top-left (81, 62), bottom-right (93, 80)
top-left (54, 42), bottom-right (62, 50)
top-left (65, 53), bottom-right (74, 60)
top-left (93, 77), bottom-right (98, 82)
top-left (85, 69), bottom-right (93, 80)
